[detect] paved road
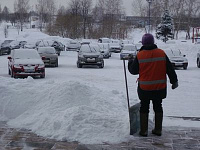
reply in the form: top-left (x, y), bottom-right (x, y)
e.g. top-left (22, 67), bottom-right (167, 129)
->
top-left (0, 121), bottom-right (200, 150)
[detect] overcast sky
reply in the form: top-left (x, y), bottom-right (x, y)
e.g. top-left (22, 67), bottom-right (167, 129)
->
top-left (0, 0), bottom-right (134, 16)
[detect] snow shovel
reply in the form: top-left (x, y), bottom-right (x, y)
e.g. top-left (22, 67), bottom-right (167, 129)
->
top-left (123, 59), bottom-right (140, 135)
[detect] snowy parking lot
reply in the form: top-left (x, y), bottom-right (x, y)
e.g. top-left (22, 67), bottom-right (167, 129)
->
top-left (0, 29), bottom-right (200, 144)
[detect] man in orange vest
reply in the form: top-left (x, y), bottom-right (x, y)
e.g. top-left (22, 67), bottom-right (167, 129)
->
top-left (128, 33), bottom-right (178, 137)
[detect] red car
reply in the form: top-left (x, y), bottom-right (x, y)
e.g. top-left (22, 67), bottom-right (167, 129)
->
top-left (8, 49), bottom-right (45, 78)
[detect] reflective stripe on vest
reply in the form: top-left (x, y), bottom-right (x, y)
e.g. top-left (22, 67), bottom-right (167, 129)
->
top-left (139, 79), bottom-right (166, 85)
top-left (138, 57), bottom-right (166, 63)
top-left (137, 49), bottom-right (167, 91)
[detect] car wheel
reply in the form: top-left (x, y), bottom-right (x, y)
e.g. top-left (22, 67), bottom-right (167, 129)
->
top-left (41, 73), bottom-right (45, 78)
top-left (55, 60), bottom-right (58, 67)
top-left (99, 61), bottom-right (104, 68)
top-left (183, 64), bottom-right (187, 70)
top-left (77, 63), bottom-right (82, 68)
top-left (197, 59), bottom-right (200, 68)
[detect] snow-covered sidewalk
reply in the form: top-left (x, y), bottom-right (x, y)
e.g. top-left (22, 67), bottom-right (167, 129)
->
top-left (0, 121), bottom-right (200, 150)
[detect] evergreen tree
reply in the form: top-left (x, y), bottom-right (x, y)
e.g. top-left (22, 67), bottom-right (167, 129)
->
top-left (156, 9), bottom-right (174, 42)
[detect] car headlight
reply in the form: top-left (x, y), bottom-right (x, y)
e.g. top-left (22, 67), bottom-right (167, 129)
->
top-left (78, 54), bottom-right (84, 58)
top-left (38, 64), bottom-right (45, 68)
top-left (14, 64), bottom-right (21, 68)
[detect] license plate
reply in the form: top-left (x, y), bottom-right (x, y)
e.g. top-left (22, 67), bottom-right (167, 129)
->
top-left (25, 69), bottom-right (35, 72)
top-left (175, 63), bottom-right (182, 66)
top-left (87, 58), bottom-right (95, 62)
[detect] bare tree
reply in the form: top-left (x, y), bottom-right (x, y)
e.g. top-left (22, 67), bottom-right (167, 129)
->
top-left (132, 0), bottom-right (146, 17)
top-left (68, 0), bottom-right (82, 38)
top-left (184, 0), bottom-right (200, 39)
top-left (169, 0), bottom-right (186, 39)
top-left (14, 0), bottom-right (30, 31)
top-left (80, 0), bottom-right (92, 38)
top-left (0, 5), bottom-right (1, 22)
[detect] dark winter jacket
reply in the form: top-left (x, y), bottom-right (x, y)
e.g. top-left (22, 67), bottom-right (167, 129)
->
top-left (128, 44), bottom-right (178, 100)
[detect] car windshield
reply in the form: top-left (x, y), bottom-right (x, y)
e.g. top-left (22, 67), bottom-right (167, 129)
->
top-left (10, 41), bottom-right (20, 45)
top-left (38, 48), bottom-right (56, 54)
top-left (2, 40), bottom-right (14, 45)
top-left (14, 50), bottom-right (40, 59)
top-left (172, 50), bottom-right (182, 56)
top-left (165, 50), bottom-right (175, 57)
top-left (165, 49), bottom-right (182, 57)
top-left (123, 45), bottom-right (137, 51)
top-left (25, 41), bottom-right (37, 46)
top-left (80, 45), bottom-right (100, 53)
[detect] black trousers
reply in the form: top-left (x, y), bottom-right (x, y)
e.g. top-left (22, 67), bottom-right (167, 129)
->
top-left (140, 99), bottom-right (163, 113)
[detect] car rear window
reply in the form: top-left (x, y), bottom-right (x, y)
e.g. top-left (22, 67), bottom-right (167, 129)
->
top-left (14, 50), bottom-right (40, 59)
top-left (38, 47), bottom-right (56, 54)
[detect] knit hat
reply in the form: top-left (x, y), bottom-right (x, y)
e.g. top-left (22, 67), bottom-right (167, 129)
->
top-left (142, 33), bottom-right (154, 46)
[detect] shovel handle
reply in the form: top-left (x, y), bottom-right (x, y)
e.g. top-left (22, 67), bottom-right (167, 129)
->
top-left (123, 59), bottom-right (130, 109)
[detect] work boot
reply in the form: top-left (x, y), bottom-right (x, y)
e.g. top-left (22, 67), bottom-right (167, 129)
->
top-left (139, 113), bottom-right (148, 137)
top-left (152, 112), bottom-right (163, 136)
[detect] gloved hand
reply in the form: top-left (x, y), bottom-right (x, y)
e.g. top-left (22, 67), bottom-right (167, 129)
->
top-left (172, 82), bottom-right (178, 89)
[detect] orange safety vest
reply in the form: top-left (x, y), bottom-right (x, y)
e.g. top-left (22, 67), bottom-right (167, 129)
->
top-left (137, 48), bottom-right (167, 91)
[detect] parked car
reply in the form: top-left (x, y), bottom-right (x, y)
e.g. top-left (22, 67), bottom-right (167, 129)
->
top-left (38, 40), bottom-right (63, 56)
top-left (81, 39), bottom-right (91, 45)
top-left (77, 44), bottom-right (104, 68)
top-left (7, 49), bottom-right (45, 78)
top-left (98, 43), bottom-right (111, 58)
top-left (120, 44), bottom-right (137, 60)
top-left (67, 40), bottom-right (81, 51)
top-left (164, 49), bottom-right (188, 70)
top-left (37, 47), bottom-right (58, 67)
top-left (98, 38), bottom-right (111, 43)
top-left (24, 40), bottom-right (41, 49)
top-left (1, 39), bottom-right (14, 54)
top-left (135, 43), bottom-right (143, 51)
top-left (0, 40), bottom-right (4, 55)
top-left (59, 38), bottom-right (72, 51)
top-left (120, 39), bottom-right (134, 48)
top-left (197, 50), bottom-right (200, 68)
top-left (109, 40), bottom-right (122, 53)
top-left (9, 40), bottom-right (27, 50)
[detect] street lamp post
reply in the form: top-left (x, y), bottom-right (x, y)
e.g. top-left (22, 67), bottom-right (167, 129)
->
top-left (146, 0), bottom-right (154, 33)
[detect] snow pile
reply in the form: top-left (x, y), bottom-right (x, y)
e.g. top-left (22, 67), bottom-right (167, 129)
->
top-left (0, 77), bottom-right (129, 144)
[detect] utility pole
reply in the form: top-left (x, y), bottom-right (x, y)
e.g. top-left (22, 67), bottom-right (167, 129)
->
top-left (146, 0), bottom-right (154, 33)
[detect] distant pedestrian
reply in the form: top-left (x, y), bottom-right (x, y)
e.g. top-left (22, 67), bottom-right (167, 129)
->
top-left (128, 33), bottom-right (178, 137)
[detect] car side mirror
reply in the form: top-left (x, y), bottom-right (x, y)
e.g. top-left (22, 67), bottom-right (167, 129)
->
top-left (7, 56), bottom-right (12, 59)
top-left (183, 55), bottom-right (186, 57)
top-left (42, 56), bottom-right (45, 60)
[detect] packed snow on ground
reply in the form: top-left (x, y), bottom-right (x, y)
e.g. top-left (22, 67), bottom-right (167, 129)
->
top-left (0, 26), bottom-right (200, 144)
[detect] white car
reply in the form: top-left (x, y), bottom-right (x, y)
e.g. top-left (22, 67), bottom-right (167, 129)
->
top-left (98, 43), bottom-right (111, 58)
top-left (8, 49), bottom-right (45, 78)
top-left (120, 44), bottom-right (137, 60)
top-left (98, 38), bottom-right (111, 43)
top-left (109, 39), bottom-right (122, 53)
top-left (164, 49), bottom-right (188, 70)
top-left (24, 40), bottom-right (41, 49)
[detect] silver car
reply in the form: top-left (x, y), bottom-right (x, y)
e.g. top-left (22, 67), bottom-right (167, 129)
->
top-left (165, 49), bottom-right (188, 70)
top-left (120, 44), bottom-right (137, 60)
top-left (37, 47), bottom-right (58, 67)
top-left (98, 43), bottom-right (111, 58)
